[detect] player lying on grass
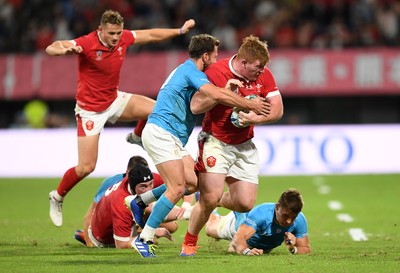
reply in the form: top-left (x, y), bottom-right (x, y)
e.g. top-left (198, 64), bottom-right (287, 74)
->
top-left (75, 162), bottom-right (192, 248)
top-left (74, 155), bottom-right (194, 246)
top-left (205, 188), bottom-right (311, 255)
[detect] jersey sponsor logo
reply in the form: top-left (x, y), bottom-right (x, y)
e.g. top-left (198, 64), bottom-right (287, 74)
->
top-left (86, 120), bottom-right (94, 131)
top-left (206, 156), bottom-right (216, 168)
top-left (96, 51), bottom-right (103, 61)
top-left (245, 84), bottom-right (253, 90)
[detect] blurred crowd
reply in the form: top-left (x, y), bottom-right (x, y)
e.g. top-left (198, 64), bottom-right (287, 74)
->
top-left (1, 0), bottom-right (400, 53)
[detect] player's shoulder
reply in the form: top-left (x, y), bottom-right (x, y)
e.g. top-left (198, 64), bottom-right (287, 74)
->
top-left (295, 212), bottom-right (307, 222)
top-left (250, 203), bottom-right (275, 216)
top-left (206, 58), bottom-right (230, 73)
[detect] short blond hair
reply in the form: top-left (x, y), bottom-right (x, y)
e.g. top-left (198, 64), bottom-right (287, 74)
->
top-left (100, 10), bottom-right (124, 26)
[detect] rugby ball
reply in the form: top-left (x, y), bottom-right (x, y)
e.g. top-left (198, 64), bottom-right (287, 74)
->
top-left (230, 94), bottom-right (257, 128)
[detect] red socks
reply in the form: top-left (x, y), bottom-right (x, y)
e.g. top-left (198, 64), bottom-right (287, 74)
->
top-left (57, 167), bottom-right (82, 197)
top-left (183, 231), bottom-right (199, 246)
top-left (134, 120), bottom-right (147, 137)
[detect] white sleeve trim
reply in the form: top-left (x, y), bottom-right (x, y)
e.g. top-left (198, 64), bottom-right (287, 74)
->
top-left (266, 90), bottom-right (280, 98)
top-left (131, 31), bottom-right (137, 40)
top-left (113, 234), bottom-right (131, 242)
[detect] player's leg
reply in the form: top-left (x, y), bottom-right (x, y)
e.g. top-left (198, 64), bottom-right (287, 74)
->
top-left (219, 178), bottom-right (258, 212)
top-left (49, 134), bottom-right (99, 226)
top-left (131, 124), bottom-right (185, 257)
top-left (181, 172), bottom-right (225, 256)
top-left (119, 94), bottom-right (155, 145)
top-left (83, 202), bottom-right (97, 247)
top-left (119, 94), bottom-right (155, 120)
top-left (218, 140), bottom-right (259, 212)
top-left (204, 212), bottom-right (222, 239)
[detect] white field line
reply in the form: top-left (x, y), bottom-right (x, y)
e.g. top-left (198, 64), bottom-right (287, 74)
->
top-left (349, 228), bottom-right (368, 241)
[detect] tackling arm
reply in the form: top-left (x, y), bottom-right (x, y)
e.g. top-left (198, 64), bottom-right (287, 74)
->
top-left (195, 83), bottom-right (271, 116)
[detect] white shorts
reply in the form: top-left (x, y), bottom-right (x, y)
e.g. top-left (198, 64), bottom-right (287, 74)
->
top-left (88, 225), bottom-right (115, 248)
top-left (216, 211), bottom-right (237, 241)
top-left (197, 132), bottom-right (259, 184)
top-left (142, 123), bottom-right (189, 165)
top-left (75, 91), bottom-right (132, 136)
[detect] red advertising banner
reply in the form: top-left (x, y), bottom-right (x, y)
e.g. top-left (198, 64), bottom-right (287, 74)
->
top-left (1, 48), bottom-right (399, 100)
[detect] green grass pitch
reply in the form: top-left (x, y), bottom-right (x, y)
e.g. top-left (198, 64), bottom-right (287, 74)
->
top-left (0, 174), bottom-right (399, 273)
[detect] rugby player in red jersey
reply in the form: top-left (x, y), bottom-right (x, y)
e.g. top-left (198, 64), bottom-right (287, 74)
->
top-left (45, 10), bottom-right (195, 227)
top-left (181, 35), bottom-right (284, 256)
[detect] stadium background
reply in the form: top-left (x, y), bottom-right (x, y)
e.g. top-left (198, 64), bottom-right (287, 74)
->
top-left (0, 2), bottom-right (399, 272)
top-left (0, 0), bottom-right (400, 129)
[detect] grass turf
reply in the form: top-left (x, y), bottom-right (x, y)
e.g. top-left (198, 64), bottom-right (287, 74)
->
top-left (0, 174), bottom-right (399, 273)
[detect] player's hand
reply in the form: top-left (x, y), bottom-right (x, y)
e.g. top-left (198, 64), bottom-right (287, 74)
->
top-left (64, 46), bottom-right (83, 55)
top-left (248, 248), bottom-right (264, 256)
top-left (250, 96), bottom-right (271, 116)
top-left (225, 79), bottom-right (243, 91)
top-left (237, 110), bottom-right (256, 127)
top-left (181, 19), bottom-right (196, 34)
top-left (155, 227), bottom-right (173, 241)
top-left (284, 232), bottom-right (296, 247)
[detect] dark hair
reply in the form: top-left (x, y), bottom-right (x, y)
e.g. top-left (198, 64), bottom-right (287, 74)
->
top-left (278, 188), bottom-right (303, 214)
top-left (188, 34), bottom-right (220, 59)
top-left (100, 10), bottom-right (124, 26)
top-left (127, 164), bottom-right (153, 193)
top-left (127, 156), bottom-right (148, 171)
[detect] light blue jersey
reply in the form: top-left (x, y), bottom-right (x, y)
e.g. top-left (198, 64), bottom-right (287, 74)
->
top-left (234, 203), bottom-right (308, 251)
top-left (93, 173), bottom-right (124, 203)
top-left (147, 59), bottom-right (210, 145)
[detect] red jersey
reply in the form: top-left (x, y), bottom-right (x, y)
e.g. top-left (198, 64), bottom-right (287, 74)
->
top-left (74, 30), bottom-right (135, 112)
top-left (203, 56), bottom-right (279, 144)
top-left (91, 172), bottom-right (163, 245)
top-left (152, 172), bottom-right (164, 188)
top-left (91, 176), bottom-right (134, 244)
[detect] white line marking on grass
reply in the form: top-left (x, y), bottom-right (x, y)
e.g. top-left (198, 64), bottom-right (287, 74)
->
top-left (318, 185), bottom-right (331, 194)
top-left (337, 213), bottom-right (353, 222)
top-left (328, 200), bottom-right (343, 210)
top-left (349, 228), bottom-right (368, 241)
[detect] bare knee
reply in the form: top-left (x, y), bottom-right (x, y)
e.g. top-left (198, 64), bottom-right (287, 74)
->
top-left (76, 164), bottom-right (96, 177)
top-left (233, 200), bottom-right (255, 212)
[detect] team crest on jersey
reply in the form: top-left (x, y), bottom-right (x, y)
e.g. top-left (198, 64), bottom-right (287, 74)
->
top-left (256, 83), bottom-right (262, 93)
top-left (118, 47), bottom-right (122, 55)
top-left (206, 156), bottom-right (216, 168)
top-left (95, 51), bottom-right (103, 61)
top-left (85, 120), bottom-right (94, 131)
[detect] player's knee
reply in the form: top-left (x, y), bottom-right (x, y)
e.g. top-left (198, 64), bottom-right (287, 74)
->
top-left (76, 164), bottom-right (96, 177)
top-left (234, 201), bottom-right (254, 213)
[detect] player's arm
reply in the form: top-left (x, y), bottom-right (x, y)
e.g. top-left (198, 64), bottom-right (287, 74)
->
top-left (190, 79), bottom-right (243, 114)
top-left (231, 224), bottom-right (264, 256)
top-left (193, 83), bottom-right (271, 116)
top-left (45, 40), bottom-right (83, 56)
top-left (83, 202), bottom-right (97, 247)
top-left (236, 93), bottom-right (283, 126)
top-left (133, 19), bottom-right (195, 45)
top-left (284, 232), bottom-right (311, 254)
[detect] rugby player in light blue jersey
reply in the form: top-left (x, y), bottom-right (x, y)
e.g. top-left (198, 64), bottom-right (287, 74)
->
top-left (205, 188), bottom-right (311, 255)
top-left (130, 34), bottom-right (271, 258)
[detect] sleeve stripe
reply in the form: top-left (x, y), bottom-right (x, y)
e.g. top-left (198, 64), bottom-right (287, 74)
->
top-left (266, 90), bottom-right (280, 98)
